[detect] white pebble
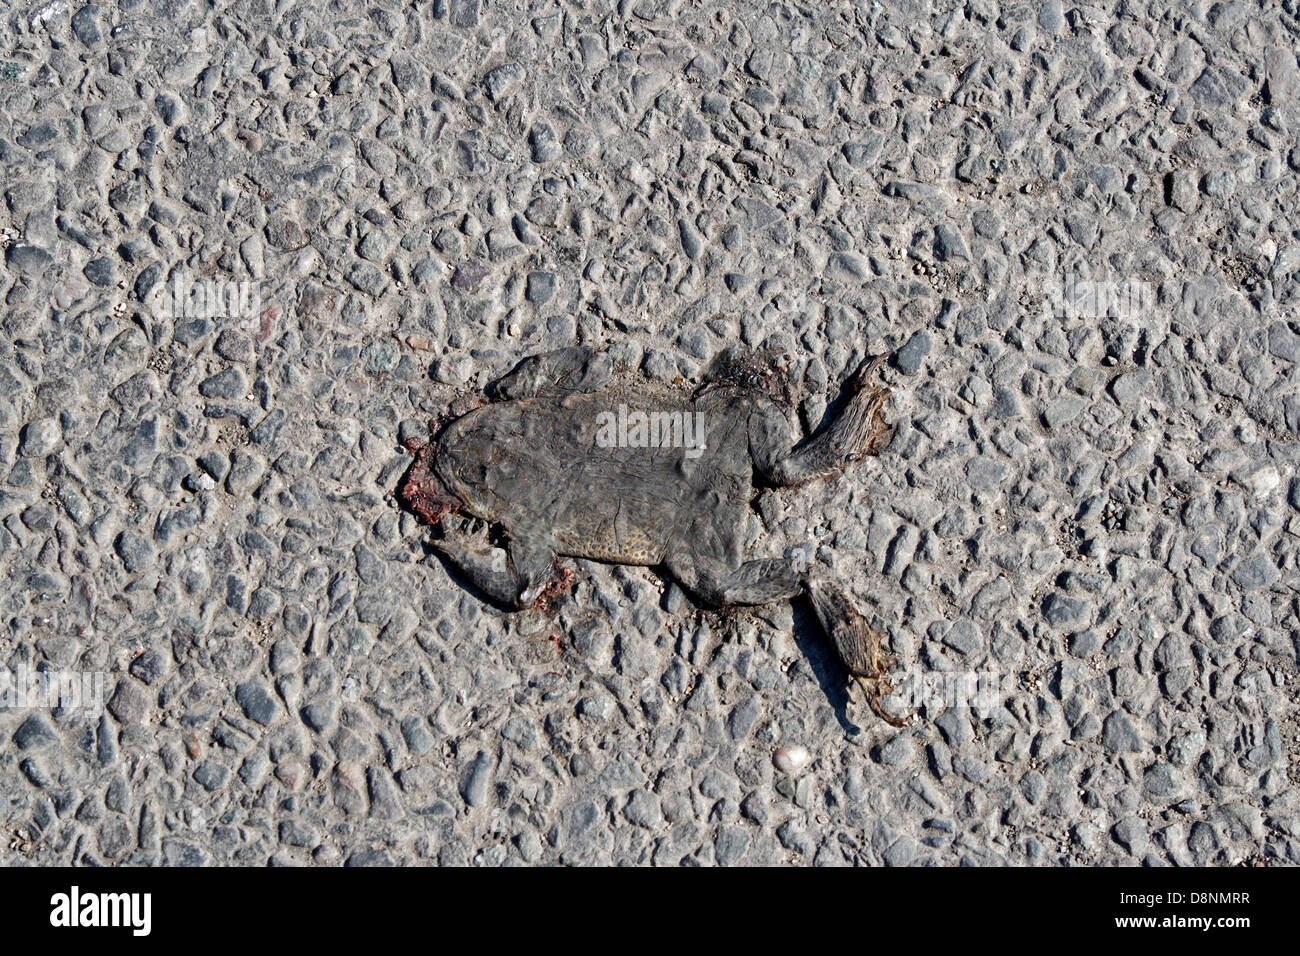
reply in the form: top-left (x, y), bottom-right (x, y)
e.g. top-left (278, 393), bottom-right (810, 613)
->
top-left (1244, 465), bottom-right (1280, 498)
top-left (774, 744), bottom-right (811, 774)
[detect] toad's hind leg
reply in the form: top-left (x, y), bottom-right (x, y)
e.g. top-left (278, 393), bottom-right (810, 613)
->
top-left (752, 355), bottom-right (893, 488)
top-left (488, 346), bottom-right (612, 400)
top-left (663, 552), bottom-right (911, 726)
top-left (431, 529), bottom-right (565, 610)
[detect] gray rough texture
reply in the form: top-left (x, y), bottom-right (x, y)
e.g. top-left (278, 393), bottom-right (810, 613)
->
top-left (1, 0), bottom-right (1298, 866)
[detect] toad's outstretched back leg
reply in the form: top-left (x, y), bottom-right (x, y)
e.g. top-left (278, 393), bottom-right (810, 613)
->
top-left (664, 548), bottom-right (911, 726)
top-left (750, 355), bottom-right (893, 488)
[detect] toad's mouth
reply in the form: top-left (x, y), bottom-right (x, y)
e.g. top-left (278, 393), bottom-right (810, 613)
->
top-left (400, 435), bottom-right (463, 526)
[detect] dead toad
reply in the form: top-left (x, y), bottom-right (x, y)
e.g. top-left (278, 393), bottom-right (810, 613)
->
top-left (400, 346), bottom-right (909, 726)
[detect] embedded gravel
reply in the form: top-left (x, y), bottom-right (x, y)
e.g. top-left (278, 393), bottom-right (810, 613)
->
top-left (1, 0), bottom-right (1298, 866)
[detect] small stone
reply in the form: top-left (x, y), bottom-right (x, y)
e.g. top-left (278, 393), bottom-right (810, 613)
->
top-left (774, 744), bottom-right (811, 774)
top-left (1110, 371), bottom-right (1151, 403)
top-left (525, 271), bottom-right (555, 305)
top-left (894, 331), bottom-right (930, 374)
top-left (433, 353), bottom-right (472, 385)
top-left (346, 261), bottom-right (387, 295)
top-left (300, 700), bottom-right (335, 733)
top-left (714, 825), bottom-right (750, 865)
top-left (1270, 246), bottom-right (1300, 283)
top-left (483, 63), bottom-right (524, 102)
top-left (1042, 592), bottom-right (1090, 628)
top-left (1102, 711), bottom-right (1142, 752)
top-left (1238, 464), bottom-right (1280, 498)
top-left (1111, 817), bottom-right (1147, 854)
top-left (623, 789), bottom-right (664, 828)
top-left (361, 339), bottom-right (399, 374)
top-left (451, 259), bottom-right (490, 293)
top-left (280, 820), bottom-right (319, 848)
top-left (5, 241), bottom-right (53, 275)
top-left (214, 329), bottom-right (255, 364)
top-left (199, 367), bottom-right (248, 400)
top-left (17, 122), bottom-right (58, 149)
top-left (727, 695), bottom-right (761, 740)
top-left (20, 757), bottom-right (51, 788)
top-left (226, 449), bottom-right (265, 495)
top-left (1043, 395), bottom-right (1085, 428)
top-left (358, 230), bottom-right (394, 262)
top-left (387, 52), bottom-right (423, 94)
top-left (401, 716), bottom-right (435, 756)
top-left (346, 847), bottom-right (393, 867)
top-left (1068, 630), bottom-right (1101, 657)
top-left (14, 714), bottom-right (59, 750)
top-left (991, 387), bottom-right (1021, 418)
top-left (198, 451), bottom-right (229, 481)
top-left (269, 638), bottom-right (299, 675)
top-left (18, 418), bottom-right (60, 457)
top-left (933, 223), bottom-right (969, 261)
top-left (235, 681), bottom-right (280, 726)
top-left (129, 648), bottom-right (169, 685)
top-left (162, 839), bottom-right (208, 867)
top-left (1266, 323), bottom-right (1300, 363)
top-left (942, 619), bottom-right (982, 656)
top-left (528, 122), bottom-right (561, 163)
top-left (114, 530), bottom-right (156, 572)
top-left (1144, 763), bottom-right (1181, 796)
top-left (184, 472), bottom-right (215, 492)
top-left (1039, 0), bottom-right (1065, 33)
top-left (965, 457), bottom-right (1007, 489)
top-left (193, 760), bottom-right (229, 791)
top-left (678, 218), bottom-right (703, 259)
top-left (248, 587), bottom-right (281, 621)
top-left (1231, 553), bottom-right (1280, 591)
top-left (71, 5), bottom-right (103, 46)
top-left (107, 679), bottom-right (151, 725)
top-left (460, 750), bottom-right (494, 807)
top-left (155, 92), bottom-right (186, 126)
top-left (578, 694), bottom-right (614, 721)
top-left (878, 734), bottom-right (914, 765)
top-left (515, 830), bottom-right (542, 862)
top-left (450, 0), bottom-right (479, 29)
top-left (83, 257), bottom-right (117, 286)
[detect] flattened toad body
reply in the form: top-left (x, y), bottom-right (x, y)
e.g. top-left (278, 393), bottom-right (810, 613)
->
top-left (401, 346), bottom-right (907, 725)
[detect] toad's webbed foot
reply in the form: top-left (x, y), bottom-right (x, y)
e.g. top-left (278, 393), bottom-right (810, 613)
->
top-left (488, 346), bottom-right (612, 401)
top-left (805, 574), bottom-right (912, 727)
top-left (753, 355), bottom-right (893, 488)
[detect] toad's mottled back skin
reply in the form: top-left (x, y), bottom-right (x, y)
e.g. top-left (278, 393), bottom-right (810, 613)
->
top-left (436, 382), bottom-right (752, 565)
top-left (401, 346), bottom-right (908, 725)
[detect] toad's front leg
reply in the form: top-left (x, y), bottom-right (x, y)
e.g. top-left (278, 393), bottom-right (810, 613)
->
top-left (487, 346), bottom-right (612, 400)
top-left (431, 528), bottom-right (569, 610)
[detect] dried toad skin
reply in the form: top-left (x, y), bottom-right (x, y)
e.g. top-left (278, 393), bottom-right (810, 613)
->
top-left (401, 347), bottom-right (908, 725)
